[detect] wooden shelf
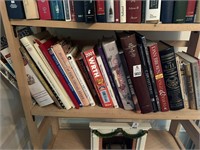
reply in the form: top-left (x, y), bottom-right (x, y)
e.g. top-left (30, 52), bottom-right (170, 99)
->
top-left (50, 129), bottom-right (179, 149)
top-left (10, 20), bottom-right (200, 31)
top-left (31, 104), bottom-right (200, 120)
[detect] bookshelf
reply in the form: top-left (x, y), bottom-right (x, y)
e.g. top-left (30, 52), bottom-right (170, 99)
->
top-left (1, 0), bottom-right (200, 149)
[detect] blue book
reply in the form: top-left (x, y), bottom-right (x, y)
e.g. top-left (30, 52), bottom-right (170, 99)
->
top-left (48, 48), bottom-right (83, 107)
top-left (74, 1), bottom-right (85, 22)
top-left (161, 0), bottom-right (174, 23)
top-left (49, 0), bottom-right (65, 20)
top-left (5, 0), bottom-right (25, 19)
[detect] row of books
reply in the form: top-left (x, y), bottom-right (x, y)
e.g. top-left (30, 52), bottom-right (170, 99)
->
top-left (6, 0), bottom-right (200, 23)
top-left (1, 28), bottom-right (200, 113)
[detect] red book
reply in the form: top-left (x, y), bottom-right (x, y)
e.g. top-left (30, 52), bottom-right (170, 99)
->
top-left (69, 0), bottom-right (76, 21)
top-left (126, 0), bottom-right (142, 23)
top-left (37, 0), bottom-right (51, 20)
top-left (82, 47), bottom-right (114, 108)
top-left (35, 39), bottom-right (80, 109)
top-left (114, 0), bottom-right (120, 22)
top-left (185, 0), bottom-right (197, 22)
top-left (147, 41), bottom-right (170, 112)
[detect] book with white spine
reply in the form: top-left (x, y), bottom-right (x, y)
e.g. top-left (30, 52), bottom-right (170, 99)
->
top-left (20, 35), bottom-right (73, 109)
top-left (96, 55), bottom-right (119, 108)
top-left (120, 0), bottom-right (126, 23)
top-left (22, 0), bottom-right (39, 19)
top-left (145, 0), bottom-right (161, 22)
top-left (63, 0), bottom-right (71, 21)
top-left (106, 0), bottom-right (115, 22)
top-left (66, 46), bottom-right (95, 106)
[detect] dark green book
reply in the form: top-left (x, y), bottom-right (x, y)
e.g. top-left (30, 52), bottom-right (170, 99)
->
top-left (158, 41), bottom-right (184, 110)
top-left (173, 0), bottom-right (188, 23)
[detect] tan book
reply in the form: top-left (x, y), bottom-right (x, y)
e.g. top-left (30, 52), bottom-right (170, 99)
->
top-left (195, 0), bottom-right (200, 23)
top-left (52, 41), bottom-right (90, 106)
top-left (23, 0), bottom-right (39, 19)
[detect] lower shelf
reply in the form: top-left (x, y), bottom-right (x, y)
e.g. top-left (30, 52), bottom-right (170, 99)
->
top-left (50, 129), bottom-right (180, 149)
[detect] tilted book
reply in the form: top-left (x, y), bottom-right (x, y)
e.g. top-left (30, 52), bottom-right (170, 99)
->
top-left (102, 39), bottom-right (135, 110)
top-left (22, 0), bottom-right (39, 19)
top-left (119, 33), bottom-right (153, 113)
top-left (82, 47), bottom-right (114, 108)
top-left (36, 39), bottom-right (80, 108)
top-left (67, 46), bottom-right (95, 106)
top-left (158, 41), bottom-right (184, 110)
top-left (20, 34), bottom-right (73, 110)
top-left (37, 0), bottom-right (52, 20)
top-left (52, 42), bottom-right (89, 106)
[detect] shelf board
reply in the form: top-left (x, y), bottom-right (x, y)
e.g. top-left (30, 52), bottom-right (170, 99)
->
top-left (50, 129), bottom-right (179, 149)
top-left (10, 20), bottom-right (200, 31)
top-left (31, 104), bottom-right (200, 120)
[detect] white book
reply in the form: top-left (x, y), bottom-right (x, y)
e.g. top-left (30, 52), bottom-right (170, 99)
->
top-left (23, 0), bottom-right (39, 19)
top-left (23, 59), bottom-right (54, 107)
top-left (120, 0), bottom-right (126, 23)
top-left (145, 0), bottom-right (161, 22)
top-left (96, 55), bottom-right (119, 108)
top-left (1, 47), bottom-right (13, 69)
top-left (63, 0), bottom-right (71, 21)
top-left (67, 47), bottom-right (95, 106)
top-left (20, 35), bottom-right (74, 109)
top-left (106, 0), bottom-right (115, 22)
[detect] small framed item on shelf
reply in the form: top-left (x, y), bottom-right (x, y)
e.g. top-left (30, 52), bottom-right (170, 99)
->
top-left (89, 122), bottom-right (151, 150)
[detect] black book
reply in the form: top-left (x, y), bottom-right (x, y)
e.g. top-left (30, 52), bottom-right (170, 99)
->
top-left (84, 0), bottom-right (96, 23)
top-left (5, 0), bottom-right (25, 19)
top-left (158, 41), bottom-right (184, 110)
top-left (74, 1), bottom-right (85, 22)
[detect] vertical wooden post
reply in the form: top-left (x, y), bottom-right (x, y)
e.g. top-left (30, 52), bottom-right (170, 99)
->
top-left (0, 1), bottom-right (40, 148)
top-left (187, 31), bottom-right (200, 58)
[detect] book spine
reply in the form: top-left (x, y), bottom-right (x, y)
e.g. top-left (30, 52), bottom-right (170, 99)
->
top-left (22, 57), bottom-right (54, 107)
top-left (126, 0), bottom-right (142, 23)
top-left (160, 0), bottom-right (174, 23)
top-left (159, 47), bottom-right (184, 110)
top-left (20, 47), bottom-right (64, 109)
top-left (96, 55), bottom-right (119, 108)
top-left (95, 0), bottom-right (106, 22)
top-left (1, 47), bottom-right (13, 69)
top-left (106, 0), bottom-right (115, 22)
top-left (138, 44), bottom-right (158, 112)
top-left (53, 45), bottom-right (89, 106)
top-left (22, 0), bottom-right (39, 19)
top-left (67, 52), bottom-right (95, 106)
top-left (74, 1), bottom-right (85, 22)
top-left (5, 0), bottom-right (25, 19)
top-left (84, 0), bottom-right (96, 23)
top-left (102, 41), bottom-right (135, 110)
top-left (185, 0), bottom-right (197, 23)
top-left (20, 37), bottom-right (72, 109)
top-left (145, 0), bottom-right (161, 22)
top-left (120, 34), bottom-right (153, 113)
top-left (191, 62), bottom-right (200, 109)
top-left (97, 45), bottom-right (123, 108)
top-left (141, 0), bottom-right (146, 23)
top-left (37, 0), bottom-right (52, 20)
top-left (69, 0), bottom-right (76, 21)
top-left (114, 0), bottom-right (120, 22)
top-left (82, 49), bottom-right (114, 108)
top-left (184, 63), bottom-right (197, 109)
top-left (118, 51), bottom-right (141, 113)
top-left (148, 43), bottom-right (170, 111)
top-left (120, 0), bottom-right (126, 23)
top-left (63, 0), bottom-right (71, 21)
top-left (173, 0), bottom-right (188, 23)
top-left (49, 0), bottom-right (65, 20)
top-left (195, 0), bottom-right (200, 22)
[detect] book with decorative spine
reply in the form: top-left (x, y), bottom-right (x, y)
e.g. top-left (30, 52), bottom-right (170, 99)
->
top-left (145, 0), bottom-right (161, 22)
top-left (37, 0), bottom-right (52, 20)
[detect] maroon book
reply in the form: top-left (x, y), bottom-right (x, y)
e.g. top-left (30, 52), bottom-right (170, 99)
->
top-left (119, 33), bottom-right (153, 113)
top-left (114, 0), bottom-right (120, 23)
top-left (69, 0), bottom-right (76, 21)
top-left (126, 0), bottom-right (142, 23)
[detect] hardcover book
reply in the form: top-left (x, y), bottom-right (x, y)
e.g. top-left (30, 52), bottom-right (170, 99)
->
top-left (195, 0), bottom-right (200, 22)
top-left (158, 41), bottom-right (184, 110)
top-left (22, 0), bottom-right (39, 19)
top-left (106, 0), bottom-right (115, 22)
top-left (114, 0), bottom-right (120, 22)
top-left (145, 0), bottom-right (161, 22)
top-left (95, 0), bottom-right (106, 22)
top-left (49, 0), bottom-right (65, 20)
top-left (126, 0), bottom-right (142, 23)
top-left (63, 0), bottom-right (71, 21)
top-left (102, 39), bottom-right (135, 110)
top-left (37, 0), bottom-right (52, 20)
top-left (173, 0), bottom-right (188, 23)
top-left (185, 0), bottom-right (197, 23)
top-left (5, 0), bottom-right (25, 19)
top-left (141, 0), bottom-right (146, 23)
top-left (119, 33), bottom-right (153, 113)
top-left (74, 1), bottom-right (85, 22)
top-left (160, 0), bottom-right (174, 23)
top-left (82, 47), bottom-right (114, 108)
top-left (120, 0), bottom-right (126, 23)
top-left (84, 0), bottom-right (96, 23)
top-left (69, 0), bottom-right (76, 21)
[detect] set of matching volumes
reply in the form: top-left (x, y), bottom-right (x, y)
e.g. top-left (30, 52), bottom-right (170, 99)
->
top-left (5, 0), bottom-right (200, 23)
top-left (11, 27), bottom-right (200, 114)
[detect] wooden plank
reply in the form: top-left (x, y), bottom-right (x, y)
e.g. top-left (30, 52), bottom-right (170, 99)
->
top-left (10, 20), bottom-right (200, 31)
top-left (0, 1), bottom-right (40, 148)
top-left (31, 104), bottom-right (200, 120)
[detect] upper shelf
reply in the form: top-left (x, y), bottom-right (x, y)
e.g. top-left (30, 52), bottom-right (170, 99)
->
top-left (31, 104), bottom-right (200, 120)
top-left (10, 20), bottom-right (200, 31)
